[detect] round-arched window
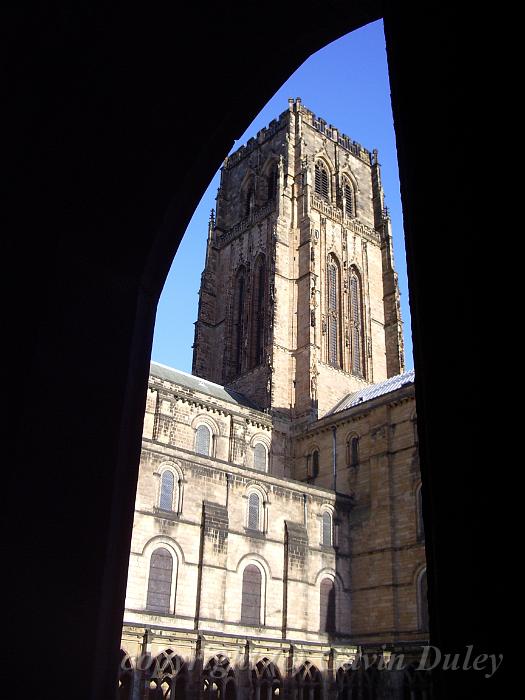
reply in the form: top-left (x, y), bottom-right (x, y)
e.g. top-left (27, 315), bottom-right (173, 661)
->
top-left (195, 424), bottom-right (211, 456)
top-left (253, 443), bottom-right (267, 472)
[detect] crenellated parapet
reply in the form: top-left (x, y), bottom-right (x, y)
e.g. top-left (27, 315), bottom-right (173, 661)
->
top-left (293, 98), bottom-right (373, 164)
top-left (224, 112), bottom-right (289, 170)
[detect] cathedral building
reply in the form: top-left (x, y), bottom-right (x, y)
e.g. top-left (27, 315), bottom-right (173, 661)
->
top-left (119, 99), bottom-right (428, 699)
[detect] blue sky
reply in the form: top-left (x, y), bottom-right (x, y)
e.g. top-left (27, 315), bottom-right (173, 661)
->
top-left (151, 19), bottom-right (413, 374)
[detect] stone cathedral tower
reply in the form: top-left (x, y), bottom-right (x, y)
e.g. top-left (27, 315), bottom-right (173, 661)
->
top-left (120, 101), bottom-right (428, 698)
top-left (193, 98), bottom-right (404, 424)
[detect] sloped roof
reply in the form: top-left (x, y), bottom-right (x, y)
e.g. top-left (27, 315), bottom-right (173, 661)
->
top-left (328, 369), bottom-right (415, 415)
top-left (149, 361), bottom-right (260, 410)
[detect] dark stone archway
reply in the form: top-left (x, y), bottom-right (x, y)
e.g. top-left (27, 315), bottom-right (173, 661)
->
top-left (4, 2), bottom-right (503, 698)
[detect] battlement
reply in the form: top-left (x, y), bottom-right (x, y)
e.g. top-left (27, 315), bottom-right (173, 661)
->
top-left (292, 97), bottom-right (374, 164)
top-left (224, 111), bottom-right (289, 170)
top-left (223, 98), bottom-right (375, 172)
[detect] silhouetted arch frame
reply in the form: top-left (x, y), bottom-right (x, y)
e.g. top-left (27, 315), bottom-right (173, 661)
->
top-left (41, 7), bottom-right (462, 696)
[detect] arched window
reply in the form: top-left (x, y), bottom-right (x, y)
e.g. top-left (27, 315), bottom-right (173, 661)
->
top-left (295, 663), bottom-right (322, 700)
top-left (195, 424), bottom-right (211, 456)
top-left (245, 184), bottom-right (255, 217)
top-left (150, 650), bottom-right (187, 700)
top-left (311, 449), bottom-right (320, 478)
top-left (343, 178), bottom-right (355, 218)
top-left (418, 568), bottom-right (429, 632)
top-left (232, 267), bottom-right (246, 376)
top-left (347, 436), bottom-right (359, 467)
top-left (321, 511), bottom-right (332, 546)
top-left (146, 547), bottom-right (173, 614)
top-left (350, 269), bottom-right (364, 376)
top-left (250, 256), bottom-right (266, 368)
top-left (327, 255), bottom-right (341, 368)
top-left (253, 443), bottom-right (267, 472)
top-left (267, 166), bottom-right (278, 200)
top-left (247, 492), bottom-right (261, 531)
top-left (320, 578), bottom-right (336, 633)
top-left (416, 484), bottom-right (425, 540)
top-left (315, 162), bottom-right (330, 199)
top-left (241, 564), bottom-right (262, 625)
top-left (159, 470), bottom-right (175, 511)
top-left (252, 659), bottom-right (282, 700)
top-left (204, 655), bottom-right (236, 700)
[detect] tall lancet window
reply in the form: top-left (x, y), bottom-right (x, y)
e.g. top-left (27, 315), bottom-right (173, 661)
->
top-left (232, 267), bottom-right (246, 376)
top-left (343, 177), bottom-right (355, 218)
top-left (267, 165), bottom-right (278, 201)
top-left (250, 255), bottom-right (266, 368)
top-left (327, 255), bottom-right (341, 368)
top-left (315, 162), bottom-right (330, 199)
top-left (245, 184), bottom-right (255, 217)
top-left (350, 269), bottom-right (364, 376)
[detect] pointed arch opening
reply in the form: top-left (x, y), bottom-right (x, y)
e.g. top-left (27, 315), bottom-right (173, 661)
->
top-left (150, 650), bottom-right (187, 700)
top-left (231, 266), bottom-right (246, 377)
top-left (349, 267), bottom-right (364, 376)
top-left (327, 254), bottom-right (342, 368)
top-left (252, 659), bottom-right (282, 700)
top-left (204, 655), bottom-right (236, 700)
top-left (250, 254), bottom-right (266, 369)
top-left (315, 161), bottom-right (330, 199)
top-left (267, 164), bottom-right (278, 201)
top-left (342, 176), bottom-right (355, 218)
top-left (295, 662), bottom-right (322, 700)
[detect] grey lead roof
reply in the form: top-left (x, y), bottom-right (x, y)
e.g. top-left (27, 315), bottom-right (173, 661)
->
top-left (328, 369), bottom-right (415, 415)
top-left (149, 361), bottom-right (260, 410)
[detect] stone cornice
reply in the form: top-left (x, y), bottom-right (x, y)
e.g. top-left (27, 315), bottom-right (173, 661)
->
top-left (148, 381), bottom-right (271, 427)
top-left (141, 440), bottom-right (354, 504)
top-left (310, 195), bottom-right (381, 246)
top-left (216, 200), bottom-right (276, 248)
